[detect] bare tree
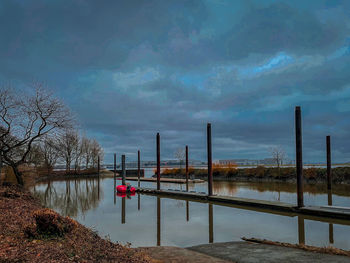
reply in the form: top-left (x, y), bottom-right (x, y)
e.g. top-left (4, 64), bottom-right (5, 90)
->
top-left (40, 137), bottom-right (61, 175)
top-left (90, 139), bottom-right (103, 169)
top-left (81, 136), bottom-right (92, 169)
top-left (58, 130), bottom-right (79, 173)
top-left (174, 148), bottom-right (185, 169)
top-left (270, 145), bottom-right (286, 178)
top-left (0, 85), bottom-right (73, 185)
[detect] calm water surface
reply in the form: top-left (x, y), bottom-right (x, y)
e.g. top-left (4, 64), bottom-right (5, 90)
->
top-left (32, 177), bottom-right (350, 250)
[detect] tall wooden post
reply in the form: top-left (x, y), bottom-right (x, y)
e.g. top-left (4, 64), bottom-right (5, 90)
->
top-left (138, 150), bottom-right (141, 188)
top-left (207, 123), bottom-right (213, 196)
top-left (186, 145), bottom-right (189, 192)
top-left (114, 153), bottom-right (117, 181)
top-left (295, 106), bottom-right (304, 207)
top-left (327, 135), bottom-right (332, 190)
top-left (157, 133), bottom-right (160, 191)
top-left (122, 155), bottom-right (126, 186)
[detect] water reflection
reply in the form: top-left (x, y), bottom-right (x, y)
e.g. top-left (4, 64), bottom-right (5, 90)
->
top-left (33, 178), bottom-right (102, 217)
top-left (32, 178), bottom-right (350, 250)
top-left (157, 197), bottom-right (161, 246)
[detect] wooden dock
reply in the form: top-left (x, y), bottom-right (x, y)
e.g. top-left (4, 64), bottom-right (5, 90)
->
top-left (116, 177), bottom-right (204, 184)
top-left (136, 188), bottom-right (350, 222)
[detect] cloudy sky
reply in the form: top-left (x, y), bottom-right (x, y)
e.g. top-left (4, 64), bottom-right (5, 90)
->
top-left (1, 0), bottom-right (350, 163)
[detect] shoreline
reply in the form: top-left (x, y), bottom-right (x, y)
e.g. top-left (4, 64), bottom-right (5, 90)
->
top-left (0, 184), bottom-right (153, 262)
top-left (156, 166), bottom-right (350, 185)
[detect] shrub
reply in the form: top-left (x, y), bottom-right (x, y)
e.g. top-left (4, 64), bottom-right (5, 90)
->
top-left (25, 208), bottom-right (77, 238)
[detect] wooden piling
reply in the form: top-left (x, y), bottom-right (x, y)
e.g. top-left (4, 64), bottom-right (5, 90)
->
top-left (327, 135), bottom-right (332, 190)
top-left (114, 153), bottom-right (117, 181)
top-left (207, 123), bottom-right (213, 196)
top-left (122, 155), bottom-right (126, 186)
top-left (138, 150), bottom-right (141, 188)
top-left (157, 133), bottom-right (160, 191)
top-left (186, 145), bottom-right (189, 192)
top-left (295, 106), bottom-right (304, 207)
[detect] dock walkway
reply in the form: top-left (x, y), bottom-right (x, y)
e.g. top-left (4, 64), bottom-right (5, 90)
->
top-left (116, 177), bottom-right (204, 184)
top-left (136, 188), bottom-right (350, 221)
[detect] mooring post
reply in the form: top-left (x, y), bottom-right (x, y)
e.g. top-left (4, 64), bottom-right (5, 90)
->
top-left (157, 133), bottom-right (160, 191)
top-left (138, 150), bottom-right (141, 188)
top-left (122, 155), bottom-right (126, 186)
top-left (114, 153), bottom-right (117, 181)
top-left (327, 135), bottom-right (332, 190)
top-left (209, 203), bottom-right (214, 243)
top-left (295, 106), bottom-right (304, 207)
top-left (186, 145), bottom-right (189, 192)
top-left (207, 123), bottom-right (213, 196)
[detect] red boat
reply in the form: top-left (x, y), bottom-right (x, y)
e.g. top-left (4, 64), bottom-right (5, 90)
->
top-left (116, 185), bottom-right (136, 194)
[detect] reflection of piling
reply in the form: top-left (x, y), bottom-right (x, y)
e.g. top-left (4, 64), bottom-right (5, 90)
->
top-left (295, 106), bottom-right (304, 207)
top-left (186, 145), bottom-right (189, 192)
top-left (121, 197), bottom-right (126, 224)
top-left (298, 216), bottom-right (305, 245)
top-left (157, 133), bottom-right (160, 191)
top-left (327, 136), bottom-right (332, 190)
top-left (122, 155), bottom-right (126, 186)
top-left (207, 123), bottom-right (213, 196)
top-left (186, 200), bottom-right (189, 222)
top-left (329, 223), bottom-right (334, 244)
top-left (114, 153), bottom-right (117, 181)
top-left (138, 150), bottom-right (141, 188)
top-left (138, 193), bottom-right (140, 211)
top-left (157, 197), bottom-right (161, 246)
top-left (209, 203), bottom-right (214, 243)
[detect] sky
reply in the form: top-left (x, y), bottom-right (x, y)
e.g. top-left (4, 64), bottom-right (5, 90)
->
top-left (1, 0), bottom-right (350, 164)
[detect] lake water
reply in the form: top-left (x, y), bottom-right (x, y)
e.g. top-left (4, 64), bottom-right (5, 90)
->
top-left (32, 177), bottom-right (350, 250)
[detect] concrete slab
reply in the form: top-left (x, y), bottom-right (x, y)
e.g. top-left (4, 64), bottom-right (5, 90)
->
top-left (138, 246), bottom-right (232, 263)
top-left (188, 242), bottom-right (350, 263)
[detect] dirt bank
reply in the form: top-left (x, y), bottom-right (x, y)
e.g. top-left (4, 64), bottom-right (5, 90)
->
top-left (0, 185), bottom-right (154, 263)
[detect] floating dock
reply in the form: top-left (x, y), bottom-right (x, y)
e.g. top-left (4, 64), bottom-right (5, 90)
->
top-left (136, 187), bottom-right (350, 222)
top-left (116, 177), bottom-right (204, 184)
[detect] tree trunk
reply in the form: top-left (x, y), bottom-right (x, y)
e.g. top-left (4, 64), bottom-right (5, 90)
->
top-left (12, 165), bottom-right (24, 186)
top-left (0, 155), bottom-right (2, 184)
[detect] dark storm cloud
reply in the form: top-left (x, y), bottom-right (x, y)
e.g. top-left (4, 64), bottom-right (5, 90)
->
top-left (1, 0), bottom-right (350, 163)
